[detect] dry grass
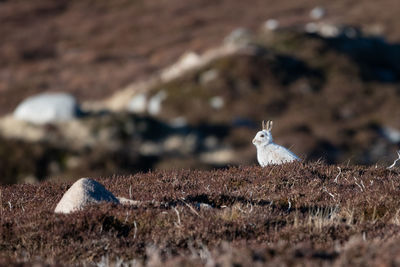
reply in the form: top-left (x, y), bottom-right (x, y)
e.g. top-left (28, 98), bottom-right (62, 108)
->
top-left (1, 162), bottom-right (400, 266)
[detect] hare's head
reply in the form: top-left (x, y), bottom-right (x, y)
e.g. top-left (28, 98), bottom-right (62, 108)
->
top-left (252, 120), bottom-right (273, 146)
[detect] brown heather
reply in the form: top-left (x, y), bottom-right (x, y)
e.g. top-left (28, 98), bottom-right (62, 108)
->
top-left (1, 162), bottom-right (400, 266)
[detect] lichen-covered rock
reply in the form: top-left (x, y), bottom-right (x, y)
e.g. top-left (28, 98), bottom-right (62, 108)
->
top-left (14, 93), bottom-right (80, 125)
top-left (54, 178), bottom-right (119, 214)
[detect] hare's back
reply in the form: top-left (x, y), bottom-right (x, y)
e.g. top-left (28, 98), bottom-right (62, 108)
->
top-left (258, 143), bottom-right (299, 165)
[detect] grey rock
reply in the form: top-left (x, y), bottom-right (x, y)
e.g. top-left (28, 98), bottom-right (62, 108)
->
top-left (209, 96), bottom-right (224, 109)
top-left (310, 7), bottom-right (325, 20)
top-left (381, 126), bottom-right (400, 143)
top-left (55, 178), bottom-right (119, 214)
top-left (264, 19), bottom-right (279, 31)
top-left (195, 202), bottom-right (213, 210)
top-left (14, 93), bottom-right (80, 125)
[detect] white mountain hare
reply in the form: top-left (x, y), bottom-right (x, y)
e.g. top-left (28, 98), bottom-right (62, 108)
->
top-left (252, 120), bottom-right (300, 166)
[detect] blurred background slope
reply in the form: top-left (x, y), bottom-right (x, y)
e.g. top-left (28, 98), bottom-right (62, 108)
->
top-left (1, 0), bottom-right (400, 184)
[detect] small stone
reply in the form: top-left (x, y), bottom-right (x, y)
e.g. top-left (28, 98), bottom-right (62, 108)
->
top-left (310, 7), bottom-right (325, 20)
top-left (117, 197), bottom-right (141, 206)
top-left (170, 117), bottom-right (187, 128)
top-left (127, 93), bottom-right (147, 113)
top-left (264, 19), bottom-right (279, 31)
top-left (54, 178), bottom-right (119, 214)
top-left (381, 127), bottom-right (400, 144)
top-left (209, 96), bottom-right (224, 109)
top-left (196, 202), bottom-right (213, 210)
top-left (319, 24), bottom-right (340, 38)
top-left (343, 27), bottom-right (358, 39)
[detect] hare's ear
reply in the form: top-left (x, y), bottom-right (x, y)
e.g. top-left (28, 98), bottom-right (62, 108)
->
top-left (262, 120), bottom-right (266, 130)
top-left (266, 120), bottom-right (273, 131)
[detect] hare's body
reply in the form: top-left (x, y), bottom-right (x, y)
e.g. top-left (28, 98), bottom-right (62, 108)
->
top-left (253, 120), bottom-right (300, 166)
top-left (256, 142), bottom-right (299, 166)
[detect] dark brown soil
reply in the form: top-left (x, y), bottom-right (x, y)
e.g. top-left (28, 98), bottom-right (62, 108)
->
top-left (1, 0), bottom-right (400, 115)
top-left (1, 163), bottom-right (400, 265)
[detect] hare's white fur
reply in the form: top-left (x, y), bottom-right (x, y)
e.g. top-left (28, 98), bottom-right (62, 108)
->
top-left (252, 120), bottom-right (299, 166)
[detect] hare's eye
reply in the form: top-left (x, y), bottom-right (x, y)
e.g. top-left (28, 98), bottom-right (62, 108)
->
top-left (260, 134), bottom-right (264, 137)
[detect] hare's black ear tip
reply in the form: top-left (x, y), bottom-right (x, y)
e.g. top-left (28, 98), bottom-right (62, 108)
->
top-left (265, 120), bottom-right (273, 131)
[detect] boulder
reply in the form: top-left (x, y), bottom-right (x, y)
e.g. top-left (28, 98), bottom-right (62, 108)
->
top-left (55, 178), bottom-right (119, 214)
top-left (14, 93), bottom-right (80, 125)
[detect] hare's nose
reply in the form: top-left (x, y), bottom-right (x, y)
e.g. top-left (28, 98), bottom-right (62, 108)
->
top-left (252, 138), bottom-right (256, 144)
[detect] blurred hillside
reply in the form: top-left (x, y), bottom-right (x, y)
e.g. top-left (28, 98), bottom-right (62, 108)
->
top-left (1, 0), bottom-right (400, 114)
top-left (1, 0), bottom-right (400, 183)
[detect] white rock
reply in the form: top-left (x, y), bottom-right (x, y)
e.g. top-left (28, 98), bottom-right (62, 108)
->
top-left (319, 24), bottom-right (340, 38)
top-left (310, 7), bottom-right (325, 20)
top-left (148, 91), bottom-right (167, 115)
top-left (14, 93), bottom-right (79, 125)
top-left (381, 127), bottom-right (400, 143)
top-left (264, 19), bottom-right (279, 31)
top-left (55, 178), bottom-right (119, 214)
top-left (127, 93), bottom-right (147, 113)
top-left (209, 96), bottom-right (224, 109)
top-left (224, 28), bottom-right (251, 46)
